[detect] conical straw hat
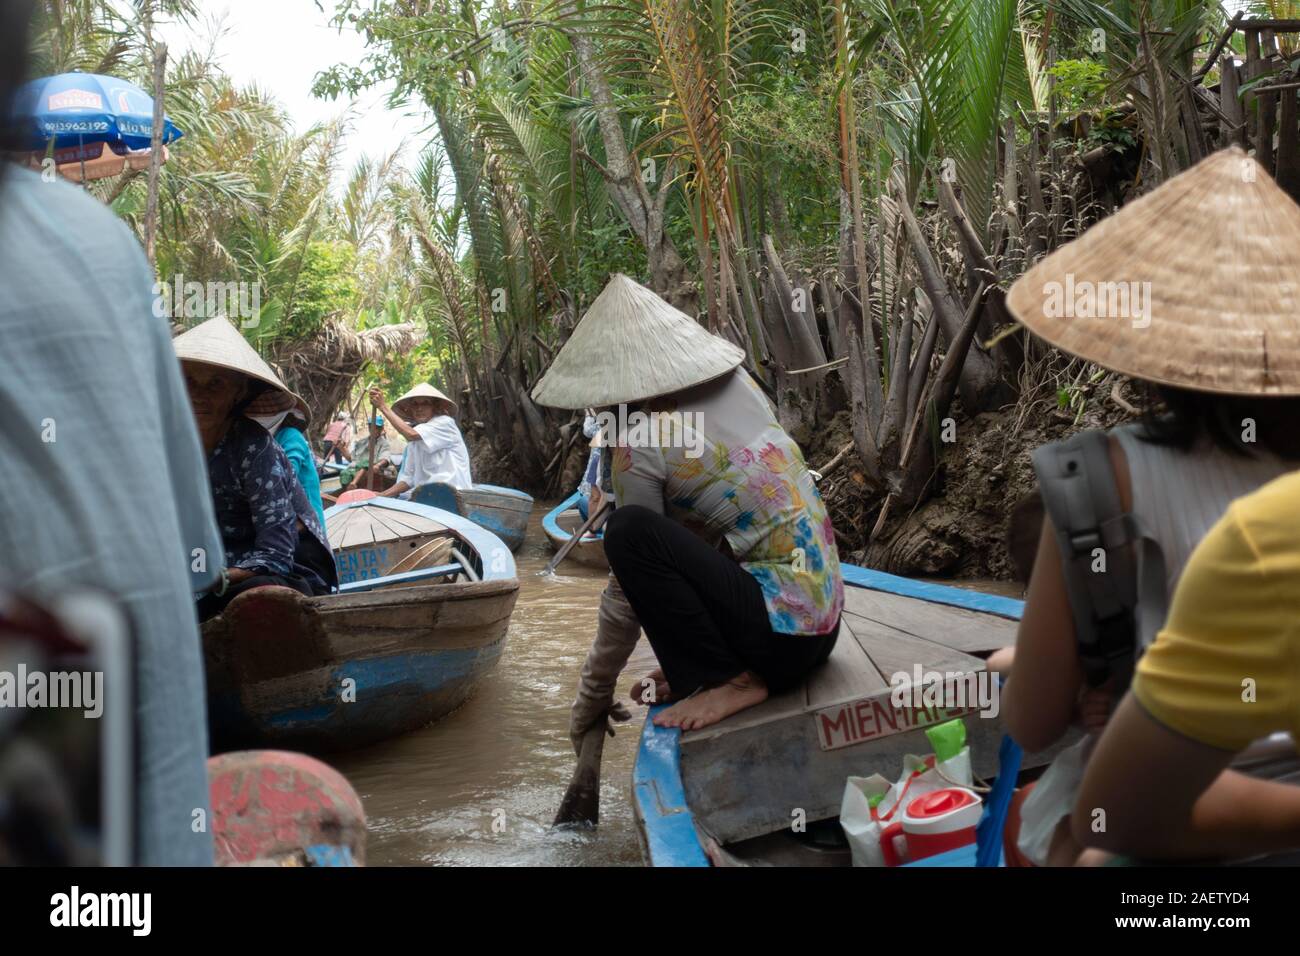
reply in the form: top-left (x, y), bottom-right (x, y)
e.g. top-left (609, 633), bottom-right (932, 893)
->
top-left (531, 273), bottom-right (745, 408)
top-left (172, 316), bottom-right (310, 425)
top-left (391, 382), bottom-right (458, 419)
top-left (1006, 147), bottom-right (1300, 396)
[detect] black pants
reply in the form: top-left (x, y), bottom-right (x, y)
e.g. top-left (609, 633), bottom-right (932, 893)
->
top-left (197, 526), bottom-right (337, 622)
top-left (322, 440), bottom-right (345, 464)
top-left (604, 505), bottom-right (838, 697)
top-left (197, 572), bottom-right (314, 622)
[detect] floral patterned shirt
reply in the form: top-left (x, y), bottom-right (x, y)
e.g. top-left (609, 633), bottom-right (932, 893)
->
top-left (207, 416), bottom-right (334, 590)
top-left (610, 369), bottom-right (843, 635)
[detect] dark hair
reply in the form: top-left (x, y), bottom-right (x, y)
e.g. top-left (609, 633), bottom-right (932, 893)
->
top-left (1137, 383), bottom-right (1300, 461)
top-left (232, 379), bottom-right (270, 417)
top-left (0, 0), bottom-right (33, 154)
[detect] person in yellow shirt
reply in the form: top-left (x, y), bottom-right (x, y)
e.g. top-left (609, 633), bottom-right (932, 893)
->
top-left (1074, 471), bottom-right (1300, 862)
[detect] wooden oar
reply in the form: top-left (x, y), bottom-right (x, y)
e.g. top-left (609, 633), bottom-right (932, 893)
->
top-left (367, 397), bottom-right (379, 492)
top-left (554, 700), bottom-right (630, 828)
top-left (541, 499), bottom-right (612, 575)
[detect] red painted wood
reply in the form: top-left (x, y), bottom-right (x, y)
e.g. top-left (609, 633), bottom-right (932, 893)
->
top-left (208, 750), bottom-right (366, 866)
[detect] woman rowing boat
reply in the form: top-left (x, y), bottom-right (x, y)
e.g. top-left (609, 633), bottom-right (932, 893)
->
top-left (533, 274), bottom-right (844, 738)
top-left (370, 383), bottom-right (473, 499)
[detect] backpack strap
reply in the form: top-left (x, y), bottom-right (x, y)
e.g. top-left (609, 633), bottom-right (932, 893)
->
top-left (1030, 430), bottom-right (1140, 689)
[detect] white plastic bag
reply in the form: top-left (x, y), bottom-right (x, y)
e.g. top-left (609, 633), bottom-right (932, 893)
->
top-left (841, 748), bottom-right (974, 867)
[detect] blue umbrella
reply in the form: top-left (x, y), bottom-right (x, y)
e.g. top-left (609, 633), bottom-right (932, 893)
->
top-left (12, 72), bottom-right (184, 152)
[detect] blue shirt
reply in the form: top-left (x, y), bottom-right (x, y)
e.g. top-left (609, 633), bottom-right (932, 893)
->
top-left (0, 168), bottom-right (222, 864)
top-left (208, 417), bottom-right (334, 591)
top-left (275, 425), bottom-right (327, 530)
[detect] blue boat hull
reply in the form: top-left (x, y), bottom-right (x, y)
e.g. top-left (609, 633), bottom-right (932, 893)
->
top-left (207, 625), bottom-right (511, 753)
top-left (542, 491), bottom-right (608, 570)
top-left (410, 483), bottom-right (534, 552)
top-left (203, 499), bottom-right (520, 753)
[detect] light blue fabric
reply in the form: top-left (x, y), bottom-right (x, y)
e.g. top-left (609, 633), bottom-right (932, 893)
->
top-left (0, 168), bottom-right (221, 865)
top-left (275, 425), bottom-right (326, 530)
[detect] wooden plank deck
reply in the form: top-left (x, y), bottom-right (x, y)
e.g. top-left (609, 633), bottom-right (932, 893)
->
top-left (675, 582), bottom-right (1051, 847)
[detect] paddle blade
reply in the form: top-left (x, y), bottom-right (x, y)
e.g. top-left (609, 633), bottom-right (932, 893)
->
top-left (553, 721), bottom-right (609, 828)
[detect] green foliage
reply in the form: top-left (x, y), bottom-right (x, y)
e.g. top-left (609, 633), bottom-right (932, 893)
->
top-left (1048, 58), bottom-right (1109, 117)
top-left (281, 241), bottom-right (359, 342)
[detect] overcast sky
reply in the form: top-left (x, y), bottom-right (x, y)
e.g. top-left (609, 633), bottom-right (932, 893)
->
top-left (157, 0), bottom-right (431, 187)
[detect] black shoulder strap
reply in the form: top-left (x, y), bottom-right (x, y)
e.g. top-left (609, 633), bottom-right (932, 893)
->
top-left (1030, 430), bottom-right (1139, 689)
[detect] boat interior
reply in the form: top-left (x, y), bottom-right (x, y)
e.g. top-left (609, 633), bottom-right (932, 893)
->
top-left (662, 577), bottom-right (1058, 867)
top-left (326, 503), bottom-right (484, 589)
top-left (552, 502), bottom-right (601, 540)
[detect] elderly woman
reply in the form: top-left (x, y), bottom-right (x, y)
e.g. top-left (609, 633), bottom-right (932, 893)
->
top-left (173, 317), bottom-right (338, 621)
top-left (370, 383), bottom-right (473, 498)
top-left (534, 274), bottom-right (843, 738)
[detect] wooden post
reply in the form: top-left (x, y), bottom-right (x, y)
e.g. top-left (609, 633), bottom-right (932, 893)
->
top-left (144, 41), bottom-right (166, 266)
top-left (1278, 87), bottom-right (1300, 201)
top-left (1220, 54), bottom-right (1244, 146)
top-left (1244, 29), bottom-right (1262, 154)
top-left (1180, 83), bottom-right (1206, 164)
top-left (1260, 31), bottom-right (1280, 173)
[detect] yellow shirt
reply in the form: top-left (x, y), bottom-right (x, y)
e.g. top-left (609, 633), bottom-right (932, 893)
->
top-left (1132, 471), bottom-right (1300, 751)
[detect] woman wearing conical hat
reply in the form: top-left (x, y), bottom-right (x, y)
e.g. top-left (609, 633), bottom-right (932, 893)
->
top-left (369, 382), bottom-right (473, 498)
top-left (173, 317), bottom-right (338, 621)
top-left (535, 274), bottom-right (844, 737)
top-left (993, 147), bottom-right (1300, 866)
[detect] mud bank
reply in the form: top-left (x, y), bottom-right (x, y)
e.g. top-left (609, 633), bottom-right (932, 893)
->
top-left (814, 384), bottom-right (1137, 582)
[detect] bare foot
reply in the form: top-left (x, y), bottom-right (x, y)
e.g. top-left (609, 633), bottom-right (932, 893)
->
top-left (630, 668), bottom-right (672, 705)
top-left (652, 672), bottom-right (769, 732)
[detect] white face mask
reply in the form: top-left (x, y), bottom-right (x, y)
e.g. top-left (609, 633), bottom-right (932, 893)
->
top-left (249, 410), bottom-right (290, 434)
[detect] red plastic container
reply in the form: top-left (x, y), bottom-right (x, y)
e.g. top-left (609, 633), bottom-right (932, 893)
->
top-left (879, 787), bottom-right (982, 866)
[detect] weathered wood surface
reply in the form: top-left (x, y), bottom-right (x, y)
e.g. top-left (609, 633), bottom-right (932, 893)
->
top-left (842, 585), bottom-right (1011, 654)
top-left (676, 588), bottom-right (1054, 846)
top-left (209, 750), bottom-right (366, 866)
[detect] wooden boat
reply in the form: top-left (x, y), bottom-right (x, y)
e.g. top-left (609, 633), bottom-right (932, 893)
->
top-left (410, 482), bottom-right (534, 553)
top-left (632, 565), bottom-right (1063, 867)
top-left (541, 491), bottom-right (608, 570)
top-left (202, 498), bottom-right (519, 753)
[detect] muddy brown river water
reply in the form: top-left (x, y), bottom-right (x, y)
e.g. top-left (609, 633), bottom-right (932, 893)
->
top-left (332, 503), bottom-right (658, 866)
top-left (331, 503), bottom-right (1021, 866)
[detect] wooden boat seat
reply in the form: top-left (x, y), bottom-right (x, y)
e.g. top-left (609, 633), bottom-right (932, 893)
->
top-left (337, 564), bottom-right (464, 594)
top-left (674, 584), bottom-right (1057, 846)
top-left (389, 536), bottom-right (456, 575)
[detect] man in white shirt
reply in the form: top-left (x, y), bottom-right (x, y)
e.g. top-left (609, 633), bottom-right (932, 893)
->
top-left (369, 383), bottom-right (473, 498)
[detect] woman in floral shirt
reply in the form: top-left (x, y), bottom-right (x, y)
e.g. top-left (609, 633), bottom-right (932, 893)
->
top-left (533, 274), bottom-right (843, 735)
top-left (173, 318), bottom-right (337, 621)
